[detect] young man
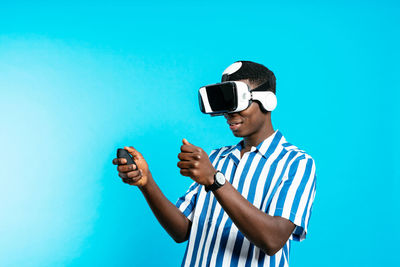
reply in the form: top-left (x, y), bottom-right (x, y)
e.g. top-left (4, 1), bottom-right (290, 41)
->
top-left (113, 61), bottom-right (316, 267)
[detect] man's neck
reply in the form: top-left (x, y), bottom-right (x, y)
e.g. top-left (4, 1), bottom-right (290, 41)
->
top-left (241, 124), bottom-right (275, 157)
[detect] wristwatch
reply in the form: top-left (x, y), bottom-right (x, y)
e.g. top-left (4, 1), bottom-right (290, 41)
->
top-left (205, 171), bottom-right (226, 192)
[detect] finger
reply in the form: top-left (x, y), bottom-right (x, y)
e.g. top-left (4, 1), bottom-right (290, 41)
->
top-left (180, 169), bottom-right (191, 177)
top-left (180, 144), bottom-right (197, 153)
top-left (121, 177), bottom-right (134, 185)
top-left (119, 172), bottom-right (128, 179)
top-left (126, 170), bottom-right (141, 179)
top-left (179, 152), bottom-right (201, 161)
top-left (124, 146), bottom-right (144, 161)
top-left (178, 152), bottom-right (197, 161)
top-left (117, 164), bottom-right (137, 173)
top-left (113, 158), bottom-right (127, 165)
top-left (182, 138), bottom-right (190, 145)
top-left (113, 158), bottom-right (125, 165)
top-left (177, 161), bottom-right (197, 169)
top-left (121, 177), bottom-right (141, 185)
top-left (125, 173), bottom-right (142, 182)
top-left (124, 178), bottom-right (143, 186)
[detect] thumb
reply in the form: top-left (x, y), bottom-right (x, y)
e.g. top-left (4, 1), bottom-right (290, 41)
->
top-left (124, 146), bottom-right (143, 160)
top-left (182, 138), bottom-right (190, 145)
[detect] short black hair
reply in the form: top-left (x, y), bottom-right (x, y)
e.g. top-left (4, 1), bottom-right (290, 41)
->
top-left (221, 61), bottom-right (276, 94)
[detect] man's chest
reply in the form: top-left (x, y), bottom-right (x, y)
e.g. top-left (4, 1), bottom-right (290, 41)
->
top-left (193, 152), bottom-right (288, 225)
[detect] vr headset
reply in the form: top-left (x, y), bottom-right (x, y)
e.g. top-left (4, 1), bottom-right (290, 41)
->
top-left (198, 61), bottom-right (277, 116)
top-left (198, 80), bottom-right (277, 116)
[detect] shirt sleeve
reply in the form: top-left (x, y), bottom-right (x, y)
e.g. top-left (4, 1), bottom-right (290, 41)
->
top-left (175, 181), bottom-right (201, 222)
top-left (267, 155), bottom-right (317, 241)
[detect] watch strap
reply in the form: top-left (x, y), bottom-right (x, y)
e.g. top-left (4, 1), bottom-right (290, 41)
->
top-left (205, 171), bottom-right (224, 192)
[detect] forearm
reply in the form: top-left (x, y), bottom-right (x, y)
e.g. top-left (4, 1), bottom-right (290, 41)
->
top-left (139, 174), bottom-right (191, 243)
top-left (213, 181), bottom-right (294, 255)
top-left (175, 139), bottom-right (294, 254)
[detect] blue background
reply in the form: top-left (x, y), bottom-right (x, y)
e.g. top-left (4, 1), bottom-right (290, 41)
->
top-left (0, 1), bottom-right (399, 266)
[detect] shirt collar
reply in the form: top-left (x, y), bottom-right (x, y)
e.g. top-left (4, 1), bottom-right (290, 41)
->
top-left (220, 130), bottom-right (283, 160)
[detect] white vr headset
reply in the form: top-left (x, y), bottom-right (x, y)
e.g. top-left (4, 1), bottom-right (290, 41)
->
top-left (198, 81), bottom-right (277, 116)
top-left (198, 61), bottom-right (277, 116)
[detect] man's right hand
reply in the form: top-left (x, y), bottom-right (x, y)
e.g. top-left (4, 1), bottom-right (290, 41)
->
top-left (112, 146), bottom-right (150, 187)
top-left (112, 145), bottom-right (191, 243)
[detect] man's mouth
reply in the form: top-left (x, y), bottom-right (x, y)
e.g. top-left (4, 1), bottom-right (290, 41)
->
top-left (228, 121), bottom-right (243, 131)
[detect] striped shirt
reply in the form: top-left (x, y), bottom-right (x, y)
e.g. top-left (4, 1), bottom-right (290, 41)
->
top-left (176, 130), bottom-right (317, 267)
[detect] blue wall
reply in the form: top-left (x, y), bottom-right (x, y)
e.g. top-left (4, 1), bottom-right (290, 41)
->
top-left (0, 1), bottom-right (398, 266)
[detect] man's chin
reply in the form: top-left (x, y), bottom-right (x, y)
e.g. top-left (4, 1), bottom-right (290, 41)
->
top-left (231, 130), bottom-right (245, 137)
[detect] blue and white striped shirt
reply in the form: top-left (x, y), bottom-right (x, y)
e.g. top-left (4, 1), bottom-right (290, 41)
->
top-left (176, 130), bottom-right (317, 267)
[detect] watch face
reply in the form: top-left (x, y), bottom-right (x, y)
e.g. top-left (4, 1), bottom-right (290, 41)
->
top-left (215, 172), bottom-right (225, 185)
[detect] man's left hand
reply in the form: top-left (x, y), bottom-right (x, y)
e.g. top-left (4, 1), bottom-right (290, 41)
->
top-left (177, 139), bottom-right (216, 186)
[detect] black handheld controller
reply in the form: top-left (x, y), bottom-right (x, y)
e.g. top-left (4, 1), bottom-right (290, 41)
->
top-left (117, 148), bottom-right (136, 166)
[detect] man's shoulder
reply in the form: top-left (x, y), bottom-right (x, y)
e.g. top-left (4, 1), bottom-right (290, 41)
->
top-left (280, 138), bottom-right (314, 163)
top-left (277, 137), bottom-right (317, 185)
